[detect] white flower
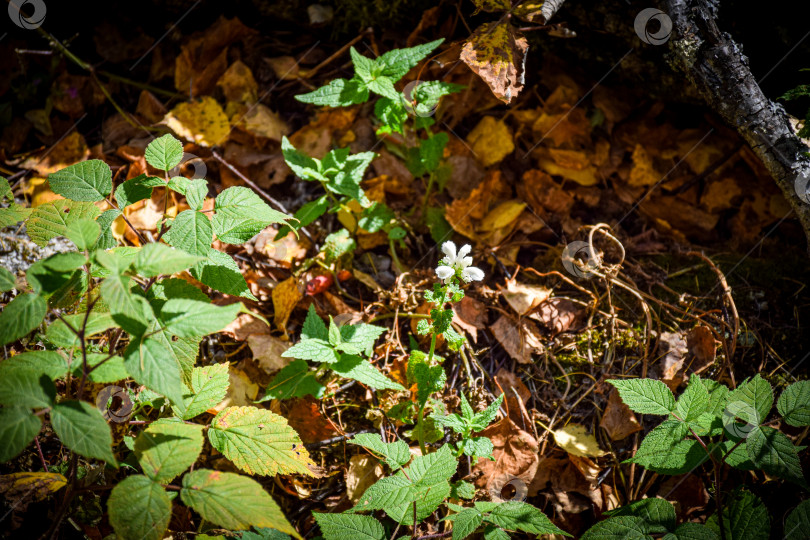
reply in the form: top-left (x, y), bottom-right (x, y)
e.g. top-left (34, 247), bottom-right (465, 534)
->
top-left (435, 241), bottom-right (484, 283)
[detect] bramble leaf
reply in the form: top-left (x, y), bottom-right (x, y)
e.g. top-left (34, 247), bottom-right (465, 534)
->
top-left (134, 242), bottom-right (203, 277)
top-left (746, 425), bottom-right (806, 487)
top-left (349, 433), bottom-right (410, 470)
top-left (295, 78), bottom-right (369, 107)
top-left (191, 248), bottom-right (257, 300)
top-left (675, 374), bottom-right (710, 422)
top-left (785, 499), bottom-right (810, 540)
top-left (778, 380), bottom-right (810, 426)
top-left (484, 502), bottom-right (568, 536)
top-left (261, 360), bottom-right (325, 401)
top-left (166, 209), bottom-right (213, 257)
top-left (608, 378), bottom-right (675, 415)
top-left (706, 489), bottom-right (769, 540)
top-left (134, 421), bottom-right (204, 483)
top-left (0, 293), bottom-right (47, 346)
top-left (145, 134), bottom-right (183, 171)
top-left (179, 363), bottom-right (230, 419)
top-left (728, 374), bottom-right (773, 424)
top-left (51, 400), bottom-right (117, 465)
top-left (314, 513), bottom-right (385, 540)
top-left (48, 160), bottom-right (112, 202)
top-left (213, 186), bottom-right (291, 244)
top-left (160, 299), bottom-right (240, 338)
top-left (0, 406), bottom-right (41, 462)
top-left (108, 475), bottom-right (171, 540)
top-left (27, 200), bottom-right (101, 246)
top-left (124, 335), bottom-right (186, 406)
top-left (114, 174), bottom-right (163, 209)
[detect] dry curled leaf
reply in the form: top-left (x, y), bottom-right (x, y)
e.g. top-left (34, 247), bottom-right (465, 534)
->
top-left (500, 278), bottom-right (551, 316)
top-left (599, 388), bottom-right (642, 441)
top-left (460, 21), bottom-right (528, 104)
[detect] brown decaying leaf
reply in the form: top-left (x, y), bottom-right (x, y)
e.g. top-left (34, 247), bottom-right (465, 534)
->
top-left (494, 368), bottom-right (532, 426)
top-left (599, 388), bottom-right (642, 441)
top-left (658, 331), bottom-right (687, 391)
top-left (273, 277), bottom-right (302, 334)
top-left (466, 116), bottom-right (515, 168)
top-left (491, 315), bottom-right (544, 364)
top-left (346, 455), bottom-right (384, 503)
top-left (686, 325), bottom-right (716, 372)
top-left (500, 277), bottom-right (551, 316)
top-left (217, 60), bottom-right (258, 104)
top-left (474, 417), bottom-right (542, 495)
top-left (531, 298), bottom-right (580, 335)
top-left (452, 295), bottom-right (488, 343)
top-left (283, 397), bottom-right (337, 444)
top-left (460, 21), bottom-right (528, 104)
top-left (222, 313), bottom-right (291, 374)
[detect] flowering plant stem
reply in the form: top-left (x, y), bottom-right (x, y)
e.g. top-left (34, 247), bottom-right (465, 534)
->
top-left (416, 284), bottom-right (447, 455)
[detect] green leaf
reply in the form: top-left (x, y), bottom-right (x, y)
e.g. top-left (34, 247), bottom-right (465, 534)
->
top-left (778, 380), bottom-right (810, 426)
top-left (608, 379), bottom-right (675, 415)
top-left (451, 480), bottom-right (476, 499)
top-left (145, 134), bottom-right (184, 171)
top-left (124, 335), bottom-right (186, 406)
top-left (349, 47), bottom-right (379, 81)
top-left (0, 266), bottom-right (15, 292)
top-left (100, 273), bottom-right (153, 336)
top-left (0, 293), bottom-right (47, 346)
top-left (180, 363), bottom-right (230, 419)
top-left (283, 338), bottom-right (340, 363)
top-left (0, 367), bottom-right (56, 408)
top-left (114, 174), bottom-right (163, 209)
top-left (144, 321), bottom-right (201, 385)
top-left (26, 199), bottom-right (101, 246)
top-left (166, 209), bottom-right (213, 257)
top-left (181, 469), bottom-right (301, 537)
top-left (581, 516), bottom-right (649, 539)
top-left (208, 406), bottom-right (313, 476)
top-left (408, 351), bottom-right (446, 406)
top-left (631, 420), bottom-right (709, 474)
top-left (261, 360), bottom-right (325, 401)
top-left (484, 501), bottom-right (568, 536)
top-left (332, 355), bottom-right (406, 391)
top-left (314, 513), bottom-right (385, 540)
top-left (727, 374), bottom-right (773, 424)
top-left (675, 374), bottom-right (710, 422)
top-left (670, 523), bottom-right (719, 539)
top-left (134, 421), bottom-right (204, 482)
top-left (472, 394), bottom-right (504, 431)
top-left (605, 498), bottom-right (676, 532)
top-left (147, 277), bottom-right (209, 314)
top-left (449, 508), bottom-right (483, 540)
top-left (167, 176), bottom-right (190, 195)
top-left (367, 77), bottom-right (399, 100)
top-left (302, 304), bottom-right (328, 340)
top-left (409, 81), bottom-right (465, 116)
top-left (48, 160), bottom-right (112, 202)
top-left (338, 323), bottom-right (386, 356)
top-left (94, 208), bottom-right (121, 251)
top-left (295, 78), bottom-right (369, 107)
top-left (323, 228), bottom-right (356, 263)
top-left (65, 218), bottom-right (100, 250)
top-left (108, 475), bottom-right (171, 540)
top-left (191, 248), bottom-right (257, 300)
top-left (185, 178), bottom-right (208, 211)
top-left (160, 299), bottom-right (240, 338)
top-left (0, 406), bottom-right (42, 462)
top-left (326, 152), bottom-right (375, 207)
top-left (279, 196), bottom-right (329, 238)
top-left (706, 489), bottom-right (769, 540)
top-left (83, 353), bottom-right (128, 383)
top-left (349, 433), bottom-right (411, 470)
top-left (213, 186), bottom-right (291, 244)
top-left (46, 312), bottom-right (115, 349)
top-left (0, 203), bottom-right (32, 228)
top-left (746, 425), bottom-right (806, 486)
top-left (374, 98), bottom-right (408, 135)
top-left (134, 242), bottom-right (203, 277)
top-left (358, 202), bottom-right (395, 233)
top-left (50, 400), bottom-right (117, 465)
top-left (457, 437), bottom-right (494, 460)
top-left (406, 133), bottom-right (448, 177)
top-left (0, 350), bottom-right (68, 380)
top-left (281, 137), bottom-right (322, 180)
top-left (378, 39), bottom-right (443, 82)
top-left (785, 499), bottom-right (810, 540)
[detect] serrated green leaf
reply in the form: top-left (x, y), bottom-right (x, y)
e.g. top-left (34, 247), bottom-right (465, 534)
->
top-left (94, 208), bottom-right (122, 250)
top-left (449, 508), bottom-right (483, 540)
top-left (124, 335), bottom-right (186, 406)
top-left (302, 305), bottom-right (328, 340)
top-left (378, 39), bottom-right (443, 82)
top-left (349, 433), bottom-right (410, 470)
top-left (160, 299), bottom-right (239, 338)
top-left (0, 350), bottom-right (68, 381)
top-left (279, 196), bottom-right (329, 238)
top-left (261, 360), bottom-right (325, 401)
top-left (706, 489), bottom-right (769, 540)
top-left (338, 323), bottom-right (386, 356)
top-left (0, 406), bottom-right (42, 462)
top-left (108, 475), bottom-right (171, 540)
top-left (147, 277), bottom-right (209, 312)
top-left (180, 363), bottom-right (230, 419)
top-left (676, 374), bottom-right (710, 422)
top-left (0, 203), bottom-right (32, 228)
top-left (144, 320), bottom-right (201, 385)
top-left (100, 273), bottom-right (153, 336)
top-left (472, 394), bottom-right (504, 431)
top-left (670, 523), bottom-right (719, 539)
top-left (208, 406), bottom-right (314, 476)
top-left (608, 378), bottom-right (675, 415)
top-left (450, 480), bottom-right (476, 500)
top-left (314, 513), bottom-right (385, 540)
top-left (778, 380), bottom-right (810, 426)
top-left (484, 501), bottom-right (568, 536)
top-left (185, 178), bottom-right (208, 211)
top-left (191, 248), bottom-right (257, 300)
top-left (631, 420), bottom-right (709, 474)
top-left (367, 77), bottom-right (399, 100)
top-left (482, 525), bottom-right (511, 540)
top-left (785, 499), bottom-right (810, 540)
top-left (46, 312), bottom-right (115, 349)
top-left (349, 47), bottom-right (379, 82)
top-left (114, 174), bottom-right (163, 209)
top-left (82, 353), bottom-right (128, 383)
top-left (432, 411), bottom-right (467, 434)
top-left (374, 98), bottom-right (408, 135)
top-left (167, 176), bottom-right (190, 195)
top-left (0, 367), bottom-right (56, 408)
top-left (48, 160), bottom-right (112, 202)
top-left (746, 425), bottom-right (806, 486)
top-left (458, 437), bottom-right (494, 460)
top-left (295, 78), bottom-right (369, 107)
top-left (323, 228), bottom-right (356, 263)
top-left (581, 515), bottom-right (648, 539)
top-left (213, 186), bottom-right (291, 244)
top-left (283, 338), bottom-right (340, 363)
top-left (0, 293), bottom-right (47, 346)
top-left (65, 218), bottom-right (100, 251)
top-left (0, 266), bottom-right (15, 292)
top-left (26, 199), bottom-right (101, 246)
top-left (408, 352), bottom-right (446, 406)
top-left (605, 498), bottom-right (675, 532)
top-left (145, 134), bottom-right (183, 171)
top-left (181, 469), bottom-right (301, 537)
top-left (134, 242), bottom-right (203, 277)
top-left (51, 400), bottom-right (117, 465)
top-left (714, 437), bottom-right (756, 470)
top-left (134, 421), bottom-right (204, 482)
top-left (406, 133), bottom-right (448, 177)
top-left (728, 374), bottom-right (773, 424)
top-left (166, 209), bottom-right (213, 257)
top-left (333, 354), bottom-right (406, 391)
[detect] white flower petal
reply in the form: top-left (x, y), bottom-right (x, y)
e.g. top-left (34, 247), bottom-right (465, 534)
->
top-left (462, 266), bottom-right (485, 282)
top-left (460, 256), bottom-right (473, 268)
top-left (441, 241), bottom-right (457, 260)
top-left (457, 244), bottom-right (471, 259)
top-left (436, 265), bottom-right (455, 279)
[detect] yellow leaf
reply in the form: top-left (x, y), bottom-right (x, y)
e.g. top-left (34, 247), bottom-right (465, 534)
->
top-left (0, 472), bottom-right (67, 503)
top-left (460, 21), bottom-right (528, 104)
top-left (272, 277), bottom-right (302, 333)
top-left (217, 60), bottom-right (258, 103)
top-left (479, 200), bottom-right (525, 231)
top-left (466, 116), bottom-right (515, 167)
top-left (553, 424), bottom-right (607, 458)
top-left (163, 97), bottom-right (231, 147)
top-left (234, 103), bottom-right (289, 142)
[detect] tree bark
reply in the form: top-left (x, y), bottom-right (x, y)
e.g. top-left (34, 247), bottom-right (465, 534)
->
top-left (665, 0), bottom-right (810, 247)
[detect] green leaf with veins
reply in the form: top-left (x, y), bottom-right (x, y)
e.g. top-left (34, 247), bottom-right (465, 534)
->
top-left (145, 134), bottom-right (183, 171)
top-left (608, 378), bottom-right (675, 415)
top-left (27, 199), bottom-right (101, 246)
top-left (0, 293), bottom-right (47, 346)
top-left (212, 186), bottom-right (291, 244)
top-left (378, 39), bottom-right (443, 81)
top-left (48, 160), bottom-right (112, 202)
top-left (0, 406), bottom-right (42, 463)
top-left (349, 433), bottom-right (410, 470)
top-left (134, 420), bottom-right (204, 482)
top-left (134, 242), bottom-right (202, 277)
top-left (294, 77), bottom-right (369, 107)
top-left (260, 360), bottom-right (325, 401)
top-left (178, 363), bottom-right (230, 419)
top-left (314, 513), bottom-right (384, 540)
top-left (166, 209), bottom-right (213, 257)
top-left (332, 355), bottom-right (406, 391)
top-left (108, 475), bottom-right (171, 540)
top-left (51, 400), bottom-right (117, 465)
top-left (114, 174), bottom-right (163, 209)
top-left (190, 248), bottom-right (257, 300)
top-left (778, 381), bottom-right (810, 426)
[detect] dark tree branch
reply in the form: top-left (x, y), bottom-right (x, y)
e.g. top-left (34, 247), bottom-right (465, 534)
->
top-left (665, 0), bottom-right (810, 248)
